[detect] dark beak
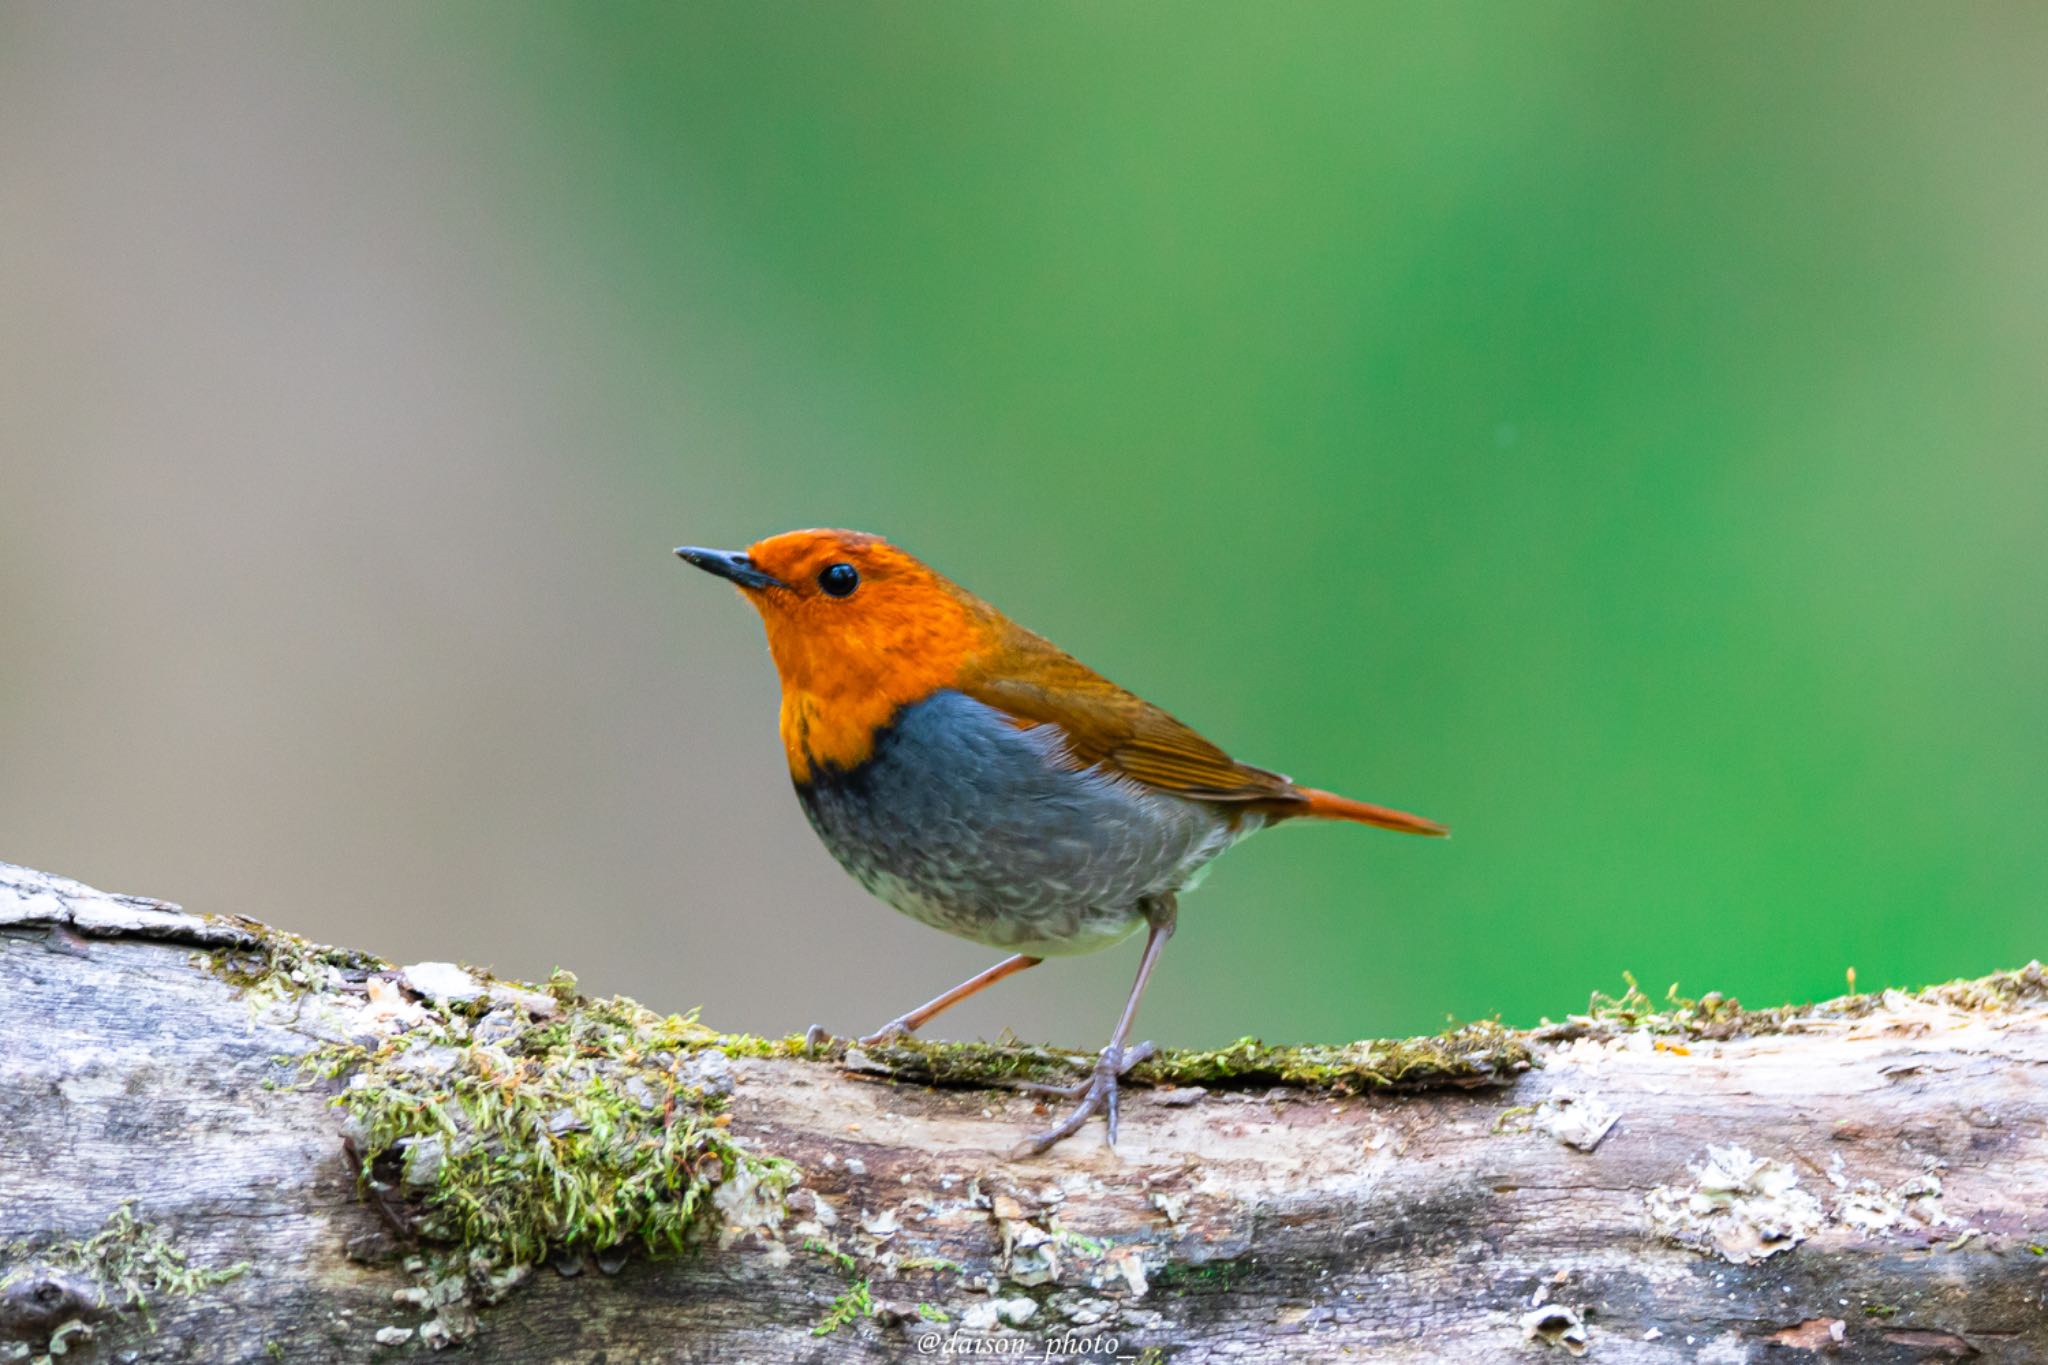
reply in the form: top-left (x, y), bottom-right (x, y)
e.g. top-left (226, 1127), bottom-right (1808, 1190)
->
top-left (674, 545), bottom-right (788, 591)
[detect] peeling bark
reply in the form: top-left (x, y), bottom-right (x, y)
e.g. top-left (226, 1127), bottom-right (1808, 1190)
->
top-left (3, 860), bottom-right (2046, 1364)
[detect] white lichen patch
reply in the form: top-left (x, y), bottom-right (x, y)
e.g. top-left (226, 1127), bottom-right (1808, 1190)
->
top-left (393, 1265), bottom-right (478, 1344)
top-left (1645, 1145), bottom-right (1823, 1264)
top-left (998, 1221), bottom-right (1058, 1287)
top-left (357, 976), bottom-right (429, 1035)
top-left (991, 1195), bottom-right (1056, 1293)
top-left (1835, 1173), bottom-right (1953, 1233)
top-left (1105, 1245), bottom-right (1149, 1298)
top-left (399, 961), bottom-right (485, 1003)
top-left (1537, 1093), bottom-right (1621, 1152)
top-left (386, 1250), bottom-right (533, 1348)
top-left (984, 1192), bottom-right (1124, 1295)
top-left (713, 1161), bottom-right (794, 1248)
top-left (959, 1298), bottom-right (1039, 1333)
top-left (1521, 1302), bottom-right (1590, 1356)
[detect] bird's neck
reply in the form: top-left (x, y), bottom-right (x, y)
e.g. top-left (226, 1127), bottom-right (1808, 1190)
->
top-left (764, 600), bottom-right (996, 782)
top-left (779, 688), bottom-right (899, 782)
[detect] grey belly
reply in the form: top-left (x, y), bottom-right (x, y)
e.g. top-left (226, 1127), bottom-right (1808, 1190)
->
top-left (794, 689), bottom-right (1252, 956)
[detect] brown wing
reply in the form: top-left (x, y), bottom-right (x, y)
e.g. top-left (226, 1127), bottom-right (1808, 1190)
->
top-left (955, 623), bottom-right (1296, 803)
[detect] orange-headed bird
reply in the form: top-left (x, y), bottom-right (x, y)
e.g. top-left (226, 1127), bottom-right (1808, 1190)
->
top-left (676, 529), bottom-right (1444, 1155)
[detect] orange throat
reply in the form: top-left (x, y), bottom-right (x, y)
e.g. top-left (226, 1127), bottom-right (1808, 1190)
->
top-left (758, 591), bottom-right (995, 782)
top-left (779, 686), bottom-right (906, 781)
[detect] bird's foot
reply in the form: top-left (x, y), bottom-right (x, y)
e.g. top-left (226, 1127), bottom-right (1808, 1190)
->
top-left (856, 1017), bottom-right (918, 1048)
top-left (804, 1019), bottom-right (919, 1050)
top-left (1010, 1040), bottom-right (1157, 1158)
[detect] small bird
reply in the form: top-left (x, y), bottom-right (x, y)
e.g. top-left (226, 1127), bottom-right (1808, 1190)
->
top-left (676, 529), bottom-right (1444, 1155)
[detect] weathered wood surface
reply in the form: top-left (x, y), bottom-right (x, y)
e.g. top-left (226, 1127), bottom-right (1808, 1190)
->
top-left (4, 860), bottom-right (2047, 1364)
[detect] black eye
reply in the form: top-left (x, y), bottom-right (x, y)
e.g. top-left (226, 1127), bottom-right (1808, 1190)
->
top-left (817, 562), bottom-right (860, 597)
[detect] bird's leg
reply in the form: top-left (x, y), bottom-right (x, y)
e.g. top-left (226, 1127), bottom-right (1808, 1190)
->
top-left (807, 954), bottom-right (1043, 1050)
top-left (1012, 895), bottom-right (1177, 1158)
top-left (858, 953), bottom-right (1043, 1047)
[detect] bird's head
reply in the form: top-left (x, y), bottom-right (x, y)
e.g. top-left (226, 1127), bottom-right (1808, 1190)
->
top-left (676, 529), bottom-right (999, 776)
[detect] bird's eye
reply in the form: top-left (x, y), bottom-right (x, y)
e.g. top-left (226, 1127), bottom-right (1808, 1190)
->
top-left (817, 562), bottom-right (860, 597)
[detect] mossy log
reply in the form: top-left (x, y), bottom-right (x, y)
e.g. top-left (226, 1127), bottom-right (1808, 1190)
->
top-left (4, 861), bottom-right (2047, 1365)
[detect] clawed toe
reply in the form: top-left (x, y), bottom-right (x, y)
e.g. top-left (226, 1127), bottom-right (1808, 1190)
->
top-left (856, 1018), bottom-right (916, 1048)
top-left (1013, 1039), bottom-right (1155, 1097)
top-left (1010, 1040), bottom-right (1156, 1157)
top-left (810, 1017), bottom-right (918, 1050)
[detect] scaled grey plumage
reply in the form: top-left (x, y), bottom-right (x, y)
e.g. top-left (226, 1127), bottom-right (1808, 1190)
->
top-left (795, 689), bottom-right (1260, 957)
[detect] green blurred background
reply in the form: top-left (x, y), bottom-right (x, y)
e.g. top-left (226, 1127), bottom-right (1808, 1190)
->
top-left (3, 4), bottom-right (2043, 1047)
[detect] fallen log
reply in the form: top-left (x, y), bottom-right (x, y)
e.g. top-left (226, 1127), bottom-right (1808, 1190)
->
top-left (3, 860), bottom-right (2044, 1363)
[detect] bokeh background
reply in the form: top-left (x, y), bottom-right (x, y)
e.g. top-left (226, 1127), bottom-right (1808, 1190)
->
top-left (4, 4), bottom-right (2044, 1048)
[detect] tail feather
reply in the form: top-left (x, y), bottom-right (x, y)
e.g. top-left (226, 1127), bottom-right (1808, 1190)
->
top-left (1295, 786), bottom-right (1448, 837)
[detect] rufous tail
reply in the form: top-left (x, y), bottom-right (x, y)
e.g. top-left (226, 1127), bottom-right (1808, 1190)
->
top-left (1296, 786), bottom-right (1448, 837)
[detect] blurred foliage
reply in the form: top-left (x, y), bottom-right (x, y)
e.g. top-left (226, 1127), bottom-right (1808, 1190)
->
top-left (10, 5), bottom-right (2042, 1046)
top-left (373, 4), bottom-right (2048, 1038)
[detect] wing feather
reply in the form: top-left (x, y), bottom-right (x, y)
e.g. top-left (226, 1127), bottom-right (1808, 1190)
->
top-left (955, 625), bottom-right (1294, 803)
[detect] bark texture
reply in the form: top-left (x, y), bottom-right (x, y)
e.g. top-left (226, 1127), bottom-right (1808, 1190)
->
top-left (3, 860), bottom-right (2046, 1365)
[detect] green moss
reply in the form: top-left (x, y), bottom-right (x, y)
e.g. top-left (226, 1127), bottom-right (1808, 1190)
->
top-left (802, 1237), bottom-right (856, 1274)
top-left (203, 922), bottom-right (792, 1293)
top-left (306, 995), bottom-right (790, 1272)
top-left (1152, 1256), bottom-right (1250, 1295)
top-left (1559, 961), bottom-right (2048, 1042)
top-left (1056, 1229), bottom-right (1108, 1257)
top-left (1491, 1102), bottom-right (1539, 1135)
top-left (1, 1202), bottom-right (249, 1332)
top-left (543, 966), bottom-right (581, 1007)
top-left (672, 1018), bottom-right (1536, 1094)
top-left (205, 926), bottom-right (390, 1003)
top-left (287, 969), bottom-right (799, 1349)
top-left (768, 1020), bottom-right (1534, 1094)
top-left (1133, 1021), bottom-right (1531, 1090)
top-left (1911, 962), bottom-right (2048, 1012)
top-left (845, 1037), bottom-right (1097, 1088)
top-left (203, 907), bottom-right (2047, 1340)
top-left (898, 1255), bottom-right (965, 1274)
top-left (802, 1234), bottom-right (877, 1337)
top-left (692, 1031), bottom-right (819, 1062)
top-left (811, 1280), bottom-right (873, 1336)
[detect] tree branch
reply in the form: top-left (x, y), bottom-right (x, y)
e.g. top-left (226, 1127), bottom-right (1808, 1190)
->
top-left (3, 860), bottom-right (2044, 1363)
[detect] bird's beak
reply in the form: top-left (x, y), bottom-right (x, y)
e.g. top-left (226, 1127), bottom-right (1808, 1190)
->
top-left (674, 545), bottom-right (789, 591)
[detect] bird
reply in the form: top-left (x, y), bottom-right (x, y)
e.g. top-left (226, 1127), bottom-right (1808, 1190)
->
top-left (675, 529), bottom-right (1445, 1156)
